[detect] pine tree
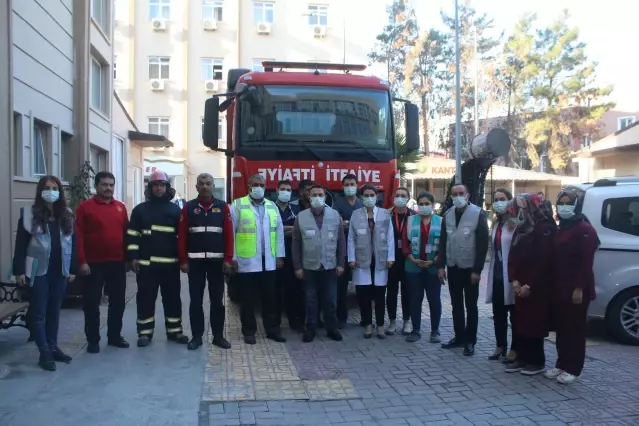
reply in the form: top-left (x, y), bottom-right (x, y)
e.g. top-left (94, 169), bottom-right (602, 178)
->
top-left (524, 10), bottom-right (614, 172)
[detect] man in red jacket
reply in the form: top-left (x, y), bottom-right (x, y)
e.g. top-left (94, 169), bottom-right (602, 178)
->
top-left (75, 171), bottom-right (130, 353)
top-left (178, 173), bottom-right (234, 350)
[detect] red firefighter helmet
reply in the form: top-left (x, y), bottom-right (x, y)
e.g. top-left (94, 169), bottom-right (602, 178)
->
top-left (149, 170), bottom-right (170, 185)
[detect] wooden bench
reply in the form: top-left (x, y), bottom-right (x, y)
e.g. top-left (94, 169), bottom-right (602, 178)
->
top-left (0, 282), bottom-right (29, 331)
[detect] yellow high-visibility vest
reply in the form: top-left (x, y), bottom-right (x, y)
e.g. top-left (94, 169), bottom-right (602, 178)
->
top-left (234, 196), bottom-right (278, 258)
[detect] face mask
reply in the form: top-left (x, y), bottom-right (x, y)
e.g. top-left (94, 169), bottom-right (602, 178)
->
top-left (42, 189), bottom-right (60, 204)
top-left (418, 205), bottom-right (433, 216)
top-left (363, 196), bottom-right (377, 208)
top-left (493, 201), bottom-right (508, 214)
top-left (277, 190), bottom-right (291, 203)
top-left (394, 197), bottom-right (407, 208)
top-left (344, 186), bottom-right (357, 197)
top-left (250, 187), bottom-right (264, 199)
top-left (311, 196), bottom-right (325, 208)
top-left (453, 196), bottom-right (467, 208)
top-left (509, 210), bottom-right (525, 226)
top-left (557, 204), bottom-right (576, 219)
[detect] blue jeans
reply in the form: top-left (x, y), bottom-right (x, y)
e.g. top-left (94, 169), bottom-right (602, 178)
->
top-left (30, 273), bottom-right (68, 353)
top-left (303, 269), bottom-right (338, 331)
top-left (407, 270), bottom-right (442, 334)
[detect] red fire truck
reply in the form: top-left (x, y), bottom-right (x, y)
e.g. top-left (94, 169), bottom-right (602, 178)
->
top-left (202, 61), bottom-right (420, 207)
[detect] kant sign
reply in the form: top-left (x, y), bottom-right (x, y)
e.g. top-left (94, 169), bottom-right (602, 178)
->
top-left (416, 158), bottom-right (457, 178)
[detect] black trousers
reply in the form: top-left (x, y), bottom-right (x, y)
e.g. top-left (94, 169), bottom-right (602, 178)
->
top-left (136, 264), bottom-right (184, 338)
top-left (188, 260), bottom-right (225, 338)
top-left (83, 261), bottom-right (127, 344)
top-left (303, 269), bottom-right (338, 331)
top-left (238, 270), bottom-right (280, 336)
top-left (492, 278), bottom-right (517, 351)
top-left (278, 253), bottom-right (304, 327)
top-left (447, 266), bottom-right (479, 345)
top-left (518, 336), bottom-right (546, 367)
top-left (336, 258), bottom-right (352, 322)
top-left (356, 285), bottom-right (386, 326)
top-left (386, 260), bottom-right (410, 321)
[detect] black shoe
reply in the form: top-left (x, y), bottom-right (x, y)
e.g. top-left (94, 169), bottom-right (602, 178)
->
top-left (137, 336), bottom-right (151, 347)
top-left (317, 320), bottom-right (325, 329)
top-left (463, 344), bottom-right (475, 356)
top-left (213, 336), bottom-right (231, 349)
top-left (267, 332), bottom-right (287, 343)
top-left (302, 329), bottom-right (316, 343)
top-left (51, 348), bottom-right (72, 364)
top-left (326, 330), bottom-right (343, 341)
top-left (244, 335), bottom-right (256, 345)
top-left (187, 336), bottom-right (203, 350)
top-left (488, 349), bottom-right (506, 361)
top-left (337, 320), bottom-right (346, 330)
top-left (441, 338), bottom-right (464, 349)
top-left (38, 352), bottom-right (56, 372)
top-left (406, 331), bottom-right (422, 343)
top-left (87, 343), bottom-right (100, 354)
top-left (108, 337), bottom-right (130, 348)
top-left (168, 334), bottom-right (189, 344)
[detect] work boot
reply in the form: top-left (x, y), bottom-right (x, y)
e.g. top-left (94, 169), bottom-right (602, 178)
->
top-left (168, 334), bottom-right (189, 344)
top-left (51, 347), bottom-right (72, 364)
top-left (266, 332), bottom-right (287, 343)
top-left (213, 336), bottom-right (231, 349)
top-left (38, 351), bottom-right (56, 372)
top-left (137, 336), bottom-right (151, 347)
top-left (303, 328), bottom-right (316, 343)
top-left (244, 335), bottom-right (257, 345)
top-left (187, 336), bottom-right (203, 350)
top-left (107, 336), bottom-right (130, 348)
top-left (86, 343), bottom-right (100, 354)
top-left (326, 329), bottom-right (343, 341)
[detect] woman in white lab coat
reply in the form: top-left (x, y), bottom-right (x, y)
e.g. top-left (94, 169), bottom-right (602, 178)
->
top-left (347, 184), bottom-right (395, 338)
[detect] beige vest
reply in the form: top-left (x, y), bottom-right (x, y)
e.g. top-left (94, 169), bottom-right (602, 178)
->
top-left (298, 207), bottom-right (341, 270)
top-left (445, 204), bottom-right (480, 269)
top-left (350, 207), bottom-right (391, 270)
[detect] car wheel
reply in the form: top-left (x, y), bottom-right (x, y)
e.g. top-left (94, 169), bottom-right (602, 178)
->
top-left (226, 275), bottom-right (240, 303)
top-left (607, 288), bottom-right (639, 345)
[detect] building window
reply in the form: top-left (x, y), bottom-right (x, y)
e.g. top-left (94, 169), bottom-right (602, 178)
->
top-left (602, 197), bottom-right (639, 237)
top-left (33, 120), bottom-right (50, 176)
top-left (253, 2), bottom-right (274, 24)
top-left (90, 56), bottom-right (109, 113)
top-left (91, 0), bottom-right (110, 32)
top-left (13, 113), bottom-right (22, 176)
top-left (148, 117), bottom-right (170, 137)
top-left (581, 136), bottom-right (592, 149)
top-left (149, 0), bottom-right (171, 20)
top-left (60, 131), bottom-right (72, 181)
top-left (90, 145), bottom-right (108, 173)
top-left (213, 177), bottom-right (225, 201)
top-left (149, 57), bottom-right (170, 79)
top-left (202, 0), bottom-right (224, 21)
top-left (618, 116), bottom-right (636, 131)
top-left (307, 4), bottom-right (328, 25)
top-left (201, 58), bottom-right (223, 80)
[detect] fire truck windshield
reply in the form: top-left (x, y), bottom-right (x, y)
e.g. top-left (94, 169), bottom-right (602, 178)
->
top-left (238, 85), bottom-right (392, 150)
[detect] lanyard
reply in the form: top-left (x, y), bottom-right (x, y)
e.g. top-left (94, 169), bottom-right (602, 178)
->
top-left (394, 211), bottom-right (407, 235)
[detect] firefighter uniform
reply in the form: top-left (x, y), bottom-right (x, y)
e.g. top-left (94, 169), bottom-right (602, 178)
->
top-left (126, 173), bottom-right (188, 346)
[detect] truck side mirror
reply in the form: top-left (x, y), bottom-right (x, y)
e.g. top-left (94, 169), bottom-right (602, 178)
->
top-left (203, 97), bottom-right (220, 149)
top-left (404, 103), bottom-right (420, 152)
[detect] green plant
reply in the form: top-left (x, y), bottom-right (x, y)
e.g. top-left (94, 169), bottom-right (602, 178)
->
top-left (396, 131), bottom-right (421, 179)
top-left (66, 161), bottom-right (95, 212)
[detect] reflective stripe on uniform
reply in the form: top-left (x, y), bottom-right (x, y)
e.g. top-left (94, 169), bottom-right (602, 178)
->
top-left (187, 252), bottom-right (224, 259)
top-left (166, 327), bottom-right (182, 334)
top-left (188, 226), bottom-right (223, 233)
top-left (127, 229), bottom-right (140, 237)
top-left (137, 317), bottom-right (155, 325)
top-left (127, 244), bottom-right (139, 251)
top-left (138, 257), bottom-right (178, 266)
top-left (151, 225), bottom-right (175, 233)
top-left (139, 329), bottom-right (153, 335)
top-left (165, 317), bottom-right (181, 323)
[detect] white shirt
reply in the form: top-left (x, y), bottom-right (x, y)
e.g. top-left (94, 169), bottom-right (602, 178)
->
top-left (230, 197), bottom-right (285, 273)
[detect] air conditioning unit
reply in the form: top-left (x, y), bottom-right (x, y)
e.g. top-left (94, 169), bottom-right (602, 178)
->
top-left (203, 19), bottom-right (217, 31)
top-left (205, 80), bottom-right (219, 93)
top-left (256, 22), bottom-right (271, 35)
top-left (152, 19), bottom-right (167, 31)
top-left (313, 25), bottom-right (326, 38)
top-left (150, 79), bottom-right (165, 91)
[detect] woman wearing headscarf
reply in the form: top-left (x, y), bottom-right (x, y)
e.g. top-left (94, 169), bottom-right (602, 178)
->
top-left (544, 189), bottom-right (599, 384)
top-left (506, 193), bottom-right (556, 376)
top-left (486, 188), bottom-right (517, 362)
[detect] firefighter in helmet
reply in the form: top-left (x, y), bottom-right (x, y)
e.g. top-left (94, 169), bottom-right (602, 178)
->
top-left (126, 170), bottom-right (189, 347)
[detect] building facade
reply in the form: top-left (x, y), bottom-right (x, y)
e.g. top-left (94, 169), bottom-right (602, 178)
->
top-left (113, 0), bottom-right (378, 200)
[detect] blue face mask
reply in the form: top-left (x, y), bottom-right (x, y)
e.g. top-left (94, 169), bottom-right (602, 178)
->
top-left (557, 204), bottom-right (576, 219)
top-left (42, 189), bottom-right (60, 204)
top-left (363, 196), bottom-right (376, 208)
top-left (250, 187), bottom-right (264, 199)
top-left (493, 200), bottom-right (508, 214)
top-left (453, 196), bottom-right (467, 208)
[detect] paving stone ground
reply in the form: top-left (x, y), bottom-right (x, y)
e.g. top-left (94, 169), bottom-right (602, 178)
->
top-left (1, 269), bottom-right (639, 426)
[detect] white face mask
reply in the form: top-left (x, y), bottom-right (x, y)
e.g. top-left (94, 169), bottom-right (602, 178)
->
top-left (344, 186), bottom-right (357, 197)
top-left (557, 204), bottom-right (576, 219)
top-left (363, 196), bottom-right (377, 208)
top-left (394, 197), bottom-right (407, 208)
top-left (311, 196), bottom-right (325, 208)
top-left (493, 200), bottom-right (508, 214)
top-left (453, 196), bottom-right (467, 208)
top-left (42, 189), bottom-right (60, 204)
top-left (250, 187), bottom-right (264, 199)
top-left (418, 205), bottom-right (433, 216)
top-left (277, 190), bottom-right (291, 203)
top-left (509, 209), bottom-right (525, 226)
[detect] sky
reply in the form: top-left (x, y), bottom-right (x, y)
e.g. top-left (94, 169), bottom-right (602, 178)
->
top-left (362, 0), bottom-right (639, 111)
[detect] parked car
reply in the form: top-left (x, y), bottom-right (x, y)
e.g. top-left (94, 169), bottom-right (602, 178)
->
top-left (564, 177), bottom-right (639, 345)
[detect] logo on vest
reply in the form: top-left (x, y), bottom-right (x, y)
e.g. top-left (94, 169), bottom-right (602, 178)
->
top-left (212, 208), bottom-right (221, 213)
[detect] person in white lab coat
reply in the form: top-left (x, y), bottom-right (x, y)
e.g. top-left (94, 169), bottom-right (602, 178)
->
top-left (230, 174), bottom-right (286, 345)
top-left (347, 184), bottom-right (395, 338)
